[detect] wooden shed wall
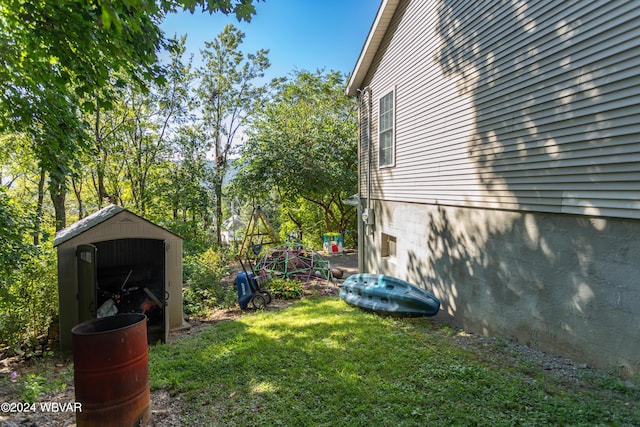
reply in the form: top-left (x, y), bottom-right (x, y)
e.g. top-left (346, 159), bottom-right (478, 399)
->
top-left (360, 0), bottom-right (640, 219)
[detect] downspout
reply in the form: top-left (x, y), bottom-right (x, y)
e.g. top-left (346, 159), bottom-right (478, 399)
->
top-left (357, 86), bottom-right (372, 273)
top-left (360, 87), bottom-right (372, 215)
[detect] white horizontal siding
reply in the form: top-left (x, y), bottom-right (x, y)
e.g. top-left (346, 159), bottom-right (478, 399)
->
top-left (360, 0), bottom-right (640, 219)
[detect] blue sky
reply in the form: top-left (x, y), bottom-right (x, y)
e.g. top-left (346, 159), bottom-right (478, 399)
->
top-left (160, 0), bottom-right (381, 81)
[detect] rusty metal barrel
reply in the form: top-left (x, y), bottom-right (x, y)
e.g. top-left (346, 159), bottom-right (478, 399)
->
top-left (71, 313), bottom-right (150, 427)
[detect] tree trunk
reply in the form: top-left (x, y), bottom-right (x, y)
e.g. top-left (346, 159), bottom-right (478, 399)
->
top-left (286, 210), bottom-right (304, 242)
top-left (33, 168), bottom-right (46, 246)
top-left (94, 101), bottom-right (109, 207)
top-left (72, 175), bottom-right (84, 221)
top-left (213, 120), bottom-right (224, 246)
top-left (215, 180), bottom-right (223, 246)
top-left (50, 180), bottom-right (67, 232)
top-left (96, 160), bottom-right (108, 206)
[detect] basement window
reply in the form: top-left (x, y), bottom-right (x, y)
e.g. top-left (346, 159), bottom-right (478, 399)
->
top-left (381, 233), bottom-right (397, 258)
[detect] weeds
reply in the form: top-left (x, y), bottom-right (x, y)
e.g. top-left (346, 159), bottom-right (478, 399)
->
top-left (265, 277), bottom-right (303, 299)
top-left (183, 248), bottom-right (237, 315)
top-left (2, 354), bottom-right (72, 403)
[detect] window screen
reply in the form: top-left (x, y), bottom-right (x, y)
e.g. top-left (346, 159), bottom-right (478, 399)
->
top-left (378, 90), bottom-right (394, 167)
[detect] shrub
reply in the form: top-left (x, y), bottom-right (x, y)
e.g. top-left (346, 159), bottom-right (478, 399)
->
top-left (183, 247), bottom-right (237, 316)
top-left (0, 188), bottom-right (30, 277)
top-left (266, 278), bottom-right (303, 300)
top-left (0, 246), bottom-right (57, 356)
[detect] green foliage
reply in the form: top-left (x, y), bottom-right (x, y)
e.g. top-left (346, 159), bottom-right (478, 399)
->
top-left (158, 126), bottom-right (214, 233)
top-left (0, 187), bottom-right (30, 276)
top-left (0, 246), bottom-right (58, 356)
top-left (158, 0), bottom-right (260, 21)
top-left (0, 0), bottom-right (264, 356)
top-left (0, 0), bottom-right (260, 236)
top-left (183, 247), bottom-right (237, 316)
top-left (196, 23), bottom-right (270, 244)
top-left (19, 374), bottom-right (47, 403)
top-left (277, 197), bottom-right (357, 249)
top-left (239, 69), bottom-right (358, 195)
top-left (234, 69), bottom-right (358, 234)
top-left (0, 0), bottom-right (258, 119)
top-left (149, 298), bottom-right (640, 426)
top-left (166, 217), bottom-right (216, 255)
top-left (3, 356), bottom-right (73, 403)
top-left (277, 198), bottom-right (324, 248)
top-left (266, 278), bottom-right (303, 300)
top-left (0, 0), bottom-right (163, 199)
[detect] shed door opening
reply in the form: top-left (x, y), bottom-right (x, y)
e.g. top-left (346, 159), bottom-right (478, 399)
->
top-left (92, 238), bottom-right (166, 345)
top-left (77, 244), bottom-right (97, 323)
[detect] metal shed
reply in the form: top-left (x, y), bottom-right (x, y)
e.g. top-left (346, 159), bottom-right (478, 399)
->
top-left (54, 205), bottom-right (184, 351)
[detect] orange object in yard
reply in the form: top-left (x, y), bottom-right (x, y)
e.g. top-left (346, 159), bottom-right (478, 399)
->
top-left (71, 313), bottom-right (150, 427)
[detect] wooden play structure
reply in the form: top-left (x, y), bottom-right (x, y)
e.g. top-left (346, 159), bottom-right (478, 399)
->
top-left (238, 206), bottom-right (280, 258)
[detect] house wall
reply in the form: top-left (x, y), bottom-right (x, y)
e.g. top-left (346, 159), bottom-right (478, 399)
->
top-left (56, 211), bottom-right (183, 351)
top-left (361, 0), bottom-right (640, 218)
top-left (356, 0), bottom-right (640, 376)
top-left (363, 199), bottom-right (640, 376)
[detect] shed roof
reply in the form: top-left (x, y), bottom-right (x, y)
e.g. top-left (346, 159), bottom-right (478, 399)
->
top-left (53, 204), bottom-right (181, 247)
top-left (345, 0), bottom-right (401, 96)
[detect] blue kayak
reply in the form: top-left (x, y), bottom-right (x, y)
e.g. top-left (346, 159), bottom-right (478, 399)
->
top-left (340, 273), bottom-right (440, 317)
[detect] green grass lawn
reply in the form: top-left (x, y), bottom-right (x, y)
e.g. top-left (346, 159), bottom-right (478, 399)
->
top-left (149, 297), bottom-right (639, 426)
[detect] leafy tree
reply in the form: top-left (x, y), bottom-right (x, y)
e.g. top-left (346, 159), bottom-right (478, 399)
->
top-left (196, 24), bottom-right (270, 245)
top-left (82, 73), bottom-right (131, 212)
top-left (161, 123), bottom-right (215, 234)
top-left (0, 1), bottom-right (262, 352)
top-left (235, 70), bottom-right (358, 237)
top-left (0, 0), bottom-right (259, 109)
top-left (0, 187), bottom-right (30, 277)
top-left (1, 0), bottom-right (154, 228)
top-left (67, 34), bottom-right (195, 220)
top-left (0, 0), bottom-right (260, 231)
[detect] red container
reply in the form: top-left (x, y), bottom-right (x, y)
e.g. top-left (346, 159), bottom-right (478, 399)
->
top-left (71, 313), bottom-right (150, 427)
